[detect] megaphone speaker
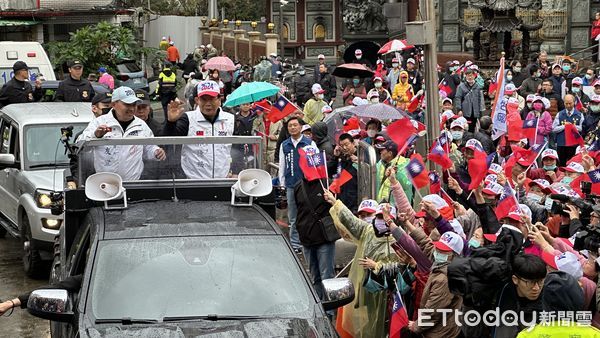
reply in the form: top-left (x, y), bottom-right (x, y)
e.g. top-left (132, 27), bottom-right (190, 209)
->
top-left (85, 172), bottom-right (125, 201)
top-left (236, 169), bottom-right (273, 197)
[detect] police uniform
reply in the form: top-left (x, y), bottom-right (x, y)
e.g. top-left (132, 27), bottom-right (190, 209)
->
top-left (0, 61), bottom-right (41, 108)
top-left (55, 61), bottom-right (94, 102)
top-left (156, 67), bottom-right (178, 119)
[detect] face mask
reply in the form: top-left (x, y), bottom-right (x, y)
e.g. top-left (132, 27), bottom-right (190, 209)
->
top-left (527, 102), bottom-right (533, 109)
top-left (451, 131), bottom-right (463, 140)
top-left (586, 74), bottom-right (593, 80)
top-left (316, 94), bottom-right (324, 100)
top-left (591, 105), bottom-right (600, 113)
top-left (433, 250), bottom-right (449, 263)
top-left (101, 107), bottom-right (111, 115)
top-left (353, 79), bottom-right (360, 86)
top-left (468, 238), bottom-right (481, 248)
top-left (513, 67), bottom-right (522, 73)
top-left (484, 198), bottom-right (496, 205)
top-left (363, 216), bottom-right (375, 223)
top-left (535, 72), bottom-right (541, 78)
top-left (374, 82), bottom-right (382, 88)
top-left (572, 87), bottom-right (581, 93)
top-left (467, 79), bottom-right (475, 85)
top-left (506, 75), bottom-right (513, 81)
top-left (561, 176), bottom-right (574, 184)
top-left (367, 130), bottom-right (377, 138)
top-left (370, 98), bottom-right (379, 104)
top-left (298, 71), bottom-right (305, 75)
top-left (563, 65), bottom-right (571, 72)
top-left (527, 193), bottom-right (542, 204)
top-left (392, 63), bottom-right (399, 68)
top-left (356, 55), bottom-right (362, 60)
top-left (543, 165), bottom-right (557, 171)
top-left (533, 102), bottom-right (544, 111)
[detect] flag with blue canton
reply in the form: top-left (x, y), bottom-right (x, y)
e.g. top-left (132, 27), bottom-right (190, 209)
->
top-left (298, 146), bottom-right (327, 181)
top-left (589, 169), bottom-right (600, 184)
top-left (522, 118), bottom-right (537, 144)
top-left (406, 154), bottom-right (429, 189)
top-left (495, 182), bottom-right (518, 220)
top-left (429, 172), bottom-right (441, 194)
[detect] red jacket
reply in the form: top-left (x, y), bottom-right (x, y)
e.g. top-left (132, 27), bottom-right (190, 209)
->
top-left (592, 19), bottom-right (600, 39)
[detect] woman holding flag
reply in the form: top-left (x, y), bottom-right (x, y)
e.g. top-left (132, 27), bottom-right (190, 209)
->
top-left (525, 96), bottom-right (553, 147)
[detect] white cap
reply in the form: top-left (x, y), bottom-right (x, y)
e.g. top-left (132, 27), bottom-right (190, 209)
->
top-left (312, 83), bottom-right (325, 95)
top-left (507, 204), bottom-right (532, 221)
top-left (485, 174), bottom-right (498, 185)
top-left (564, 162), bottom-right (584, 174)
top-left (592, 94), bottom-right (600, 103)
top-left (355, 49), bottom-right (363, 55)
top-left (541, 97), bottom-right (551, 109)
top-left (454, 116), bottom-right (468, 128)
top-left (407, 58), bottom-right (415, 64)
top-left (367, 90), bottom-right (380, 101)
top-left (542, 149), bottom-right (559, 160)
top-left (465, 139), bottom-right (484, 152)
top-left (352, 97), bottom-right (368, 106)
top-left (318, 54), bottom-right (325, 59)
top-left (572, 77), bottom-right (583, 85)
top-left (196, 80), bottom-right (221, 97)
top-left (358, 199), bottom-right (378, 213)
top-left (322, 105), bottom-right (333, 113)
top-left (301, 124), bottom-right (312, 133)
top-left (111, 86), bottom-right (141, 104)
top-left (483, 182), bottom-right (503, 196)
top-left (542, 251), bottom-right (583, 279)
top-left (449, 219), bottom-right (466, 238)
top-left (375, 203), bottom-right (396, 218)
top-left (162, 36), bottom-right (167, 40)
top-left (488, 163), bottom-right (502, 174)
top-left (526, 94), bottom-right (536, 102)
top-left (270, 52), bottom-right (277, 57)
top-left (433, 231), bottom-right (464, 254)
top-left (450, 119), bottom-right (465, 130)
top-left (422, 194), bottom-right (449, 209)
top-left (169, 41), bottom-right (174, 45)
top-left (505, 83), bottom-right (517, 93)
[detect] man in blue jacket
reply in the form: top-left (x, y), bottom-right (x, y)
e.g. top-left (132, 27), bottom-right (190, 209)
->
top-left (552, 94), bottom-right (584, 166)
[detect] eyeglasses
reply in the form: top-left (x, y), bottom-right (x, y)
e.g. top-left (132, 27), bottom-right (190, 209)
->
top-left (516, 276), bottom-right (545, 288)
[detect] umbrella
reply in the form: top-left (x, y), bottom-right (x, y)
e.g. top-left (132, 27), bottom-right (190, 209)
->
top-left (350, 103), bottom-right (405, 120)
top-left (378, 39), bottom-right (414, 55)
top-left (204, 56), bottom-right (235, 71)
top-left (343, 41), bottom-right (380, 66)
top-left (332, 63), bottom-right (374, 79)
top-left (223, 82), bottom-right (281, 107)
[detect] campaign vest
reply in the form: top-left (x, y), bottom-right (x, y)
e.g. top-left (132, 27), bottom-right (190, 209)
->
top-left (281, 135), bottom-right (312, 188)
top-left (556, 109), bottom-right (582, 146)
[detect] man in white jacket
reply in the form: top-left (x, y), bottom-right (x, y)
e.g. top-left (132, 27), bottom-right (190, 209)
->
top-left (79, 86), bottom-right (166, 181)
top-left (162, 80), bottom-right (234, 179)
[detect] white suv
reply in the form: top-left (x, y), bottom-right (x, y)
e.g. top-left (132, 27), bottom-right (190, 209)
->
top-left (0, 102), bottom-right (93, 278)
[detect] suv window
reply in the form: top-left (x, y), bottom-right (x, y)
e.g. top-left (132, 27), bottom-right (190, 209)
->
top-left (117, 62), bottom-right (141, 73)
top-left (0, 120), bottom-right (10, 154)
top-left (0, 119), bottom-right (19, 160)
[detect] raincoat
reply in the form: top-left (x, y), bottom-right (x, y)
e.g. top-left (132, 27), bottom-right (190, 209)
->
top-left (375, 157), bottom-right (413, 203)
top-left (330, 200), bottom-right (400, 338)
top-left (391, 71), bottom-right (413, 108)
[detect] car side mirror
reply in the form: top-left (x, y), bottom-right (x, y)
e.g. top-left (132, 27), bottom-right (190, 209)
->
top-left (0, 154), bottom-right (16, 168)
top-left (27, 289), bottom-right (74, 322)
top-left (321, 278), bottom-right (355, 311)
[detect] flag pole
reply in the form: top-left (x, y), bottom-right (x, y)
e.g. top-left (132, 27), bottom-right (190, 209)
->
top-left (525, 141), bottom-right (548, 173)
top-left (533, 117), bottom-right (539, 146)
top-left (323, 152), bottom-right (330, 189)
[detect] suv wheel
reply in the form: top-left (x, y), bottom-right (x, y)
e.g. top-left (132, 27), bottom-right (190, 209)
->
top-left (21, 216), bottom-right (46, 279)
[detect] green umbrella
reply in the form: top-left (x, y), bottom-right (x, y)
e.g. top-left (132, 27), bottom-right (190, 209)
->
top-left (223, 82), bottom-right (281, 107)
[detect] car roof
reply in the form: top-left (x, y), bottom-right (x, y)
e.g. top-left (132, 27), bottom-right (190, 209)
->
top-left (0, 102), bottom-right (94, 126)
top-left (100, 200), bottom-right (278, 240)
top-left (41, 80), bottom-right (110, 94)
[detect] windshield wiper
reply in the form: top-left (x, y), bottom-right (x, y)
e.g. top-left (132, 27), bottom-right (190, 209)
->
top-left (163, 315), bottom-right (266, 322)
top-left (29, 163), bottom-right (65, 169)
top-left (95, 318), bottom-right (159, 325)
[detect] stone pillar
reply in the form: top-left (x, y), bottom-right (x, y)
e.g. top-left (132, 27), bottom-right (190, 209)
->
top-left (567, 0), bottom-right (591, 54)
top-left (383, 1), bottom-right (408, 38)
top-left (264, 33), bottom-right (279, 57)
top-left (199, 26), bottom-right (209, 46)
top-left (34, 24), bottom-right (44, 44)
top-left (248, 31), bottom-right (261, 64)
top-left (438, 0), bottom-right (462, 52)
top-left (233, 29), bottom-right (245, 61)
top-left (221, 28), bottom-right (232, 51)
top-left (209, 27), bottom-right (220, 45)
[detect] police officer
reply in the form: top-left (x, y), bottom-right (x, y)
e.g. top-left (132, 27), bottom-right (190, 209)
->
top-left (156, 63), bottom-right (178, 121)
top-left (55, 60), bottom-right (94, 102)
top-left (162, 80), bottom-right (234, 179)
top-left (0, 61), bottom-right (42, 108)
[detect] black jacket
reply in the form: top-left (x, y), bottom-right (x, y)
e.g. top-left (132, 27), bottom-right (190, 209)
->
top-left (231, 112), bottom-right (256, 174)
top-left (55, 76), bottom-right (94, 102)
top-left (293, 74), bottom-right (313, 105)
top-left (318, 72), bottom-right (337, 102)
top-left (145, 117), bottom-right (163, 136)
top-left (337, 157), bottom-right (358, 213)
top-left (0, 77), bottom-right (42, 108)
top-left (294, 179), bottom-right (333, 246)
top-left (182, 58), bottom-right (198, 77)
top-left (311, 122), bottom-right (336, 176)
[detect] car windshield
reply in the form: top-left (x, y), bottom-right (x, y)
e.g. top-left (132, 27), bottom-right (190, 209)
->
top-left (90, 236), bottom-right (314, 320)
top-left (117, 62), bottom-right (141, 73)
top-left (24, 124), bottom-right (86, 169)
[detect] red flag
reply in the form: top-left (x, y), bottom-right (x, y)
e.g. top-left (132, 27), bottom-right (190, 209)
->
top-left (488, 80), bottom-right (497, 99)
top-left (428, 135), bottom-right (453, 169)
top-left (440, 189), bottom-right (454, 206)
top-left (406, 93), bottom-right (423, 113)
top-left (468, 150), bottom-right (488, 190)
top-left (298, 147), bottom-right (327, 181)
top-left (405, 153), bottom-right (430, 189)
top-left (268, 95), bottom-right (298, 123)
top-left (495, 182), bottom-right (518, 220)
top-left (389, 292), bottom-right (409, 338)
top-left (564, 123), bottom-right (585, 147)
top-left (429, 172), bottom-right (441, 194)
top-left (387, 119), bottom-right (417, 153)
top-left (330, 169), bottom-right (353, 194)
top-left (252, 99), bottom-right (272, 115)
top-left (405, 87), bottom-right (413, 102)
top-left (522, 118), bottom-right (537, 145)
top-left (576, 96), bottom-right (584, 112)
top-left (438, 79), bottom-right (452, 97)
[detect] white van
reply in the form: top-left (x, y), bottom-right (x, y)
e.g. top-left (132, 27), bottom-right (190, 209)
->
top-left (0, 41), bottom-right (56, 85)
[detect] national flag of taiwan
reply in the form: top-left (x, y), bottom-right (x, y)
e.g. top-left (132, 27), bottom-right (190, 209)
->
top-left (587, 168), bottom-right (600, 194)
top-left (405, 87), bottom-right (414, 102)
top-left (268, 95), bottom-right (298, 123)
top-left (252, 99), bottom-right (272, 114)
top-left (522, 118), bottom-right (538, 144)
top-left (329, 169), bottom-right (353, 194)
top-left (406, 153), bottom-right (430, 189)
top-left (468, 150), bottom-right (488, 190)
top-left (429, 172), bottom-right (441, 194)
top-left (495, 182), bottom-right (518, 220)
top-left (438, 79), bottom-right (452, 97)
top-left (389, 292), bottom-right (409, 338)
top-left (387, 118), bottom-right (417, 153)
top-left (298, 146), bottom-right (327, 181)
top-left (564, 123), bottom-right (585, 147)
top-left (440, 189), bottom-right (454, 206)
top-left (428, 136), bottom-right (453, 169)
top-left (576, 96), bottom-right (584, 112)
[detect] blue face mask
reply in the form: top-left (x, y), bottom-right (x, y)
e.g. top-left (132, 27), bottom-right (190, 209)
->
top-left (563, 65), bottom-right (571, 72)
top-left (543, 165), bottom-right (557, 171)
top-left (561, 176), bottom-right (574, 184)
top-left (433, 251), bottom-right (449, 263)
top-left (353, 79), bottom-right (360, 86)
top-left (468, 238), bottom-right (481, 248)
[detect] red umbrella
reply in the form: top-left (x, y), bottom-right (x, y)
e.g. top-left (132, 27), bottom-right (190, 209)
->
top-left (378, 39), bottom-right (414, 55)
top-left (331, 63), bottom-right (374, 78)
top-left (204, 56), bottom-right (235, 71)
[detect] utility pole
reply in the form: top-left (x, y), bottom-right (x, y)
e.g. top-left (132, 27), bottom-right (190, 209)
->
top-left (279, 0), bottom-right (287, 57)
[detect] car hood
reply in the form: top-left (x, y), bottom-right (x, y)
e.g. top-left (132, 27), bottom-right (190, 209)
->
top-left (83, 317), bottom-right (335, 337)
top-left (21, 169), bottom-right (65, 192)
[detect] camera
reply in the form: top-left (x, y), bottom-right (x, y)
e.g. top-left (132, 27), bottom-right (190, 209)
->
top-left (550, 193), bottom-right (594, 223)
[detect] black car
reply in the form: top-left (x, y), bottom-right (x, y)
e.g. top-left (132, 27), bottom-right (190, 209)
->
top-left (26, 142), bottom-right (353, 337)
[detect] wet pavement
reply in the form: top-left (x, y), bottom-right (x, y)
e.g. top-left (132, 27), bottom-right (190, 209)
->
top-left (0, 235), bottom-right (50, 338)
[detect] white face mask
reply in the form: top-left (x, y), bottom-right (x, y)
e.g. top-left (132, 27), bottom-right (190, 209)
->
top-left (363, 216), bottom-right (375, 223)
top-left (316, 94), bottom-right (324, 100)
top-left (370, 98), bottom-right (379, 104)
top-left (392, 63), bottom-right (399, 68)
top-left (374, 82), bottom-right (382, 88)
top-left (451, 131), bottom-right (464, 140)
top-left (356, 55), bottom-right (362, 60)
top-left (367, 130), bottom-right (377, 137)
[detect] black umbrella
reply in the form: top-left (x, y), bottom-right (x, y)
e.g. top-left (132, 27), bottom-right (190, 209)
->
top-left (343, 41), bottom-right (381, 66)
top-left (332, 63), bottom-right (375, 78)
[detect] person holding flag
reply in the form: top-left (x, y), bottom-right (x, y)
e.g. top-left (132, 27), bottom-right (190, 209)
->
top-left (374, 140), bottom-right (413, 203)
top-left (391, 71), bottom-right (414, 110)
top-left (583, 94), bottom-right (600, 138)
top-left (525, 96), bottom-right (553, 146)
top-left (303, 84), bottom-right (328, 125)
top-left (332, 133), bottom-right (359, 212)
top-left (552, 94), bottom-right (584, 166)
